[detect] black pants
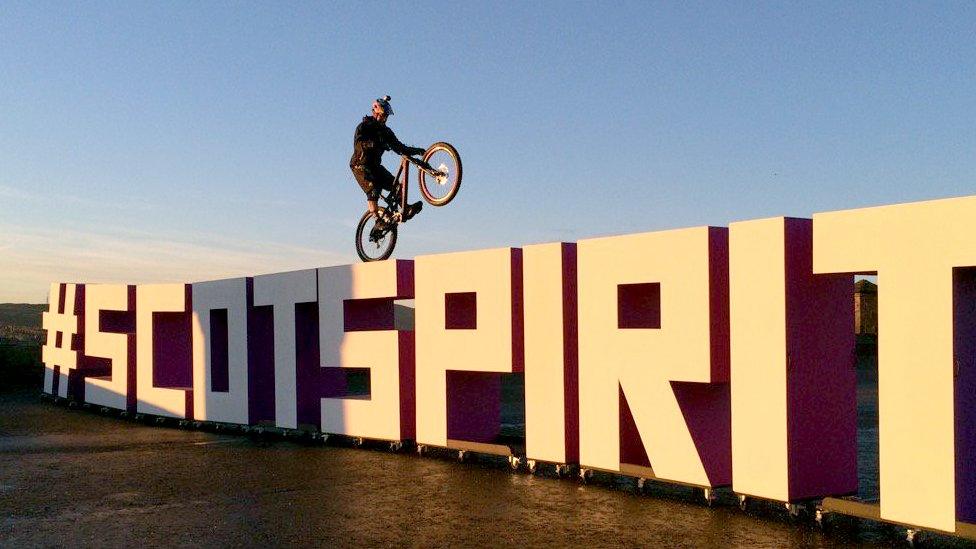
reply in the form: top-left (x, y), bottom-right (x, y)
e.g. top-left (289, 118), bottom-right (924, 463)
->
top-left (351, 164), bottom-right (394, 201)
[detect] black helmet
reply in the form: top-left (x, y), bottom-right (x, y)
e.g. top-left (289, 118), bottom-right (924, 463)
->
top-left (374, 95), bottom-right (394, 116)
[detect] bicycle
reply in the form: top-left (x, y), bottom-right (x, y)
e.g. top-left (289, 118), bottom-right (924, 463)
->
top-left (355, 142), bottom-right (462, 262)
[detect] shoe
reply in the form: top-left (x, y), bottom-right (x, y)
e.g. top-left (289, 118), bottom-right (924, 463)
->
top-left (371, 213), bottom-right (392, 238)
top-left (403, 201), bottom-right (423, 221)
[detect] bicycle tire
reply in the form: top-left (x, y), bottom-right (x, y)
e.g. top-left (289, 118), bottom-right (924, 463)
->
top-left (355, 210), bottom-right (398, 262)
top-left (419, 142), bottom-right (462, 206)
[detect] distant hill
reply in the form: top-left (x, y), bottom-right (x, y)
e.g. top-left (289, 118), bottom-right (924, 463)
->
top-left (0, 304), bottom-right (45, 388)
top-left (394, 303), bottom-right (414, 330)
top-left (0, 303), bottom-right (45, 329)
top-left (0, 303), bottom-right (46, 345)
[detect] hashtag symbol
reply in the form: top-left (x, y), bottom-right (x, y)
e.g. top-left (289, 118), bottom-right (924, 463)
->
top-left (42, 283), bottom-right (81, 397)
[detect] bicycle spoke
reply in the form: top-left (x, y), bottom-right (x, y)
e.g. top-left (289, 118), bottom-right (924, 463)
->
top-left (420, 146), bottom-right (459, 204)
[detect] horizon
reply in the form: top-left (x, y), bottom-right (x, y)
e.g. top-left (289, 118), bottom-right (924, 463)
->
top-left (3, 2), bottom-right (974, 302)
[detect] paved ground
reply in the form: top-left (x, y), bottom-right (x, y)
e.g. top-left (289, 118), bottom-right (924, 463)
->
top-left (1, 387), bottom-right (972, 548)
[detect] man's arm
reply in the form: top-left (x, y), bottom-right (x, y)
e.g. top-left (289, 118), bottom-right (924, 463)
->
top-left (384, 127), bottom-right (425, 156)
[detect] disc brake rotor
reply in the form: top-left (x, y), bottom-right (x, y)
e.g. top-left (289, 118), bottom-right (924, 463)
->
top-left (435, 163), bottom-right (450, 185)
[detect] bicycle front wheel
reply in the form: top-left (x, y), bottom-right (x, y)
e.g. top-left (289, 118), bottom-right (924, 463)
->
top-left (419, 142), bottom-right (462, 206)
top-left (355, 210), bottom-right (398, 262)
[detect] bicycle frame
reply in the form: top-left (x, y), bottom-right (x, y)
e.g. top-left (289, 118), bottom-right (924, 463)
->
top-left (382, 155), bottom-right (436, 222)
top-left (385, 155), bottom-right (410, 220)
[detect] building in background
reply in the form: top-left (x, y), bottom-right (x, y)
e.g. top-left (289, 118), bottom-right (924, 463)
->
top-left (854, 279), bottom-right (877, 355)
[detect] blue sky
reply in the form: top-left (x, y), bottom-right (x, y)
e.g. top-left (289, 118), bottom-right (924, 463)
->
top-left (2, 2), bottom-right (974, 302)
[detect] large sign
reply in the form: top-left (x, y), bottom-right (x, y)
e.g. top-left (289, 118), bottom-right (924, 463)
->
top-left (41, 195), bottom-right (976, 534)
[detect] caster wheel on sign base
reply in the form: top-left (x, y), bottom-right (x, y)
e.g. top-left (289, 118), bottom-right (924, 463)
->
top-left (906, 528), bottom-right (920, 546)
top-left (814, 508), bottom-right (824, 526)
top-left (703, 488), bottom-right (716, 507)
top-left (526, 460), bottom-right (537, 474)
top-left (554, 464), bottom-right (568, 478)
top-left (508, 455), bottom-right (522, 471)
top-left (417, 444), bottom-right (427, 456)
top-left (389, 441), bottom-right (403, 452)
top-left (457, 450), bottom-right (467, 463)
top-left (635, 477), bottom-right (646, 494)
top-left (579, 468), bottom-right (593, 484)
top-left (784, 502), bottom-right (801, 517)
top-left (352, 437), bottom-right (364, 448)
top-left (737, 494), bottom-right (748, 511)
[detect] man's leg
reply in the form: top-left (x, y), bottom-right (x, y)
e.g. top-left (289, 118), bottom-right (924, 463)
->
top-left (372, 167), bottom-right (396, 224)
top-left (371, 165), bottom-right (421, 220)
top-left (373, 166), bottom-right (395, 203)
top-left (353, 166), bottom-right (380, 215)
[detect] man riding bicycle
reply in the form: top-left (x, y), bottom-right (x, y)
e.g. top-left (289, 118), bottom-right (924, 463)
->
top-left (350, 95), bottom-right (425, 228)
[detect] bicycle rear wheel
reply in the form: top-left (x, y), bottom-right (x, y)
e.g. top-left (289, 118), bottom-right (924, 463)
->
top-left (419, 142), bottom-right (462, 206)
top-left (355, 210), bottom-right (398, 262)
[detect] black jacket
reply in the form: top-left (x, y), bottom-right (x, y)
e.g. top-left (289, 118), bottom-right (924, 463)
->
top-left (349, 116), bottom-right (417, 168)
